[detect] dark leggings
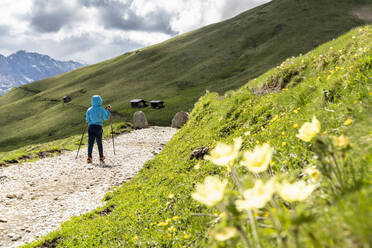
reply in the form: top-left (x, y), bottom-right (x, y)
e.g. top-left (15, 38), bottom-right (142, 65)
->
top-left (88, 125), bottom-right (103, 157)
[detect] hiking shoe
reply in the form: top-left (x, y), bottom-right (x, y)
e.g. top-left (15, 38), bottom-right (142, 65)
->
top-left (87, 157), bottom-right (92, 164)
top-left (99, 156), bottom-right (105, 162)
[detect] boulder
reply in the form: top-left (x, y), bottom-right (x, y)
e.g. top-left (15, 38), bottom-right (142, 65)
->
top-left (190, 146), bottom-right (211, 160)
top-left (171, 111), bottom-right (189, 128)
top-left (133, 111), bottom-right (148, 129)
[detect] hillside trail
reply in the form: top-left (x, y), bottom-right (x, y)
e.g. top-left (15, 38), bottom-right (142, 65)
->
top-left (0, 126), bottom-right (177, 248)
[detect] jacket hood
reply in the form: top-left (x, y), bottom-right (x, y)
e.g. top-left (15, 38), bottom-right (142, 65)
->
top-left (91, 95), bottom-right (103, 106)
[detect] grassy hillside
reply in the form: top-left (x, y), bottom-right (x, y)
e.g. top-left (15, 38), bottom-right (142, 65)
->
top-left (25, 25), bottom-right (372, 248)
top-left (1, 0), bottom-right (371, 152)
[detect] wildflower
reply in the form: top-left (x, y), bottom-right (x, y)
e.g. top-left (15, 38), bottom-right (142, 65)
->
top-left (214, 227), bottom-right (238, 241)
top-left (184, 234), bottom-right (190, 239)
top-left (282, 142), bottom-right (287, 146)
top-left (167, 194), bottom-right (175, 199)
top-left (282, 131), bottom-right (286, 135)
top-left (219, 212), bottom-right (227, 219)
top-left (244, 131), bottom-right (251, 136)
top-left (167, 233), bottom-right (172, 238)
top-left (240, 144), bottom-right (274, 173)
top-left (192, 176), bottom-right (227, 207)
top-left (344, 118), bottom-right (353, 126)
top-left (168, 227), bottom-right (176, 232)
top-left (334, 134), bottom-right (349, 147)
top-left (194, 164), bottom-right (201, 170)
top-left (157, 222), bottom-right (168, 227)
top-left (304, 167), bottom-right (321, 184)
top-left (235, 179), bottom-right (275, 210)
top-left (277, 180), bottom-right (316, 202)
top-left (293, 123), bottom-right (298, 128)
top-left (172, 216), bottom-right (179, 220)
top-left (296, 116), bottom-right (321, 142)
top-left (205, 138), bottom-right (242, 168)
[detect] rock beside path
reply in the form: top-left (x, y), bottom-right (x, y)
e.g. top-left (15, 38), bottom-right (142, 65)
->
top-left (133, 111), bottom-right (148, 129)
top-left (171, 111), bottom-right (189, 128)
top-left (0, 126), bottom-right (177, 248)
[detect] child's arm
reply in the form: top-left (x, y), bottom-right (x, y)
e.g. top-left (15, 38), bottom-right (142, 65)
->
top-left (102, 107), bottom-right (110, 120)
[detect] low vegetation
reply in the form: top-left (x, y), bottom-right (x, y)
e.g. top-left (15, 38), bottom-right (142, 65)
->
top-left (24, 25), bottom-right (372, 247)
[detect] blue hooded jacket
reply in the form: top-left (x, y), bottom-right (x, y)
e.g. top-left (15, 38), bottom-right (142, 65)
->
top-left (86, 95), bottom-right (110, 126)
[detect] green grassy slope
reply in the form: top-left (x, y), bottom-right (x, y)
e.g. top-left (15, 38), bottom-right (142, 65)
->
top-left (1, 0), bottom-right (371, 152)
top-left (26, 25), bottom-right (372, 248)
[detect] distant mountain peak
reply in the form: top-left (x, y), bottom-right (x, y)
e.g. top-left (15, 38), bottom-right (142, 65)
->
top-left (0, 51), bottom-right (84, 95)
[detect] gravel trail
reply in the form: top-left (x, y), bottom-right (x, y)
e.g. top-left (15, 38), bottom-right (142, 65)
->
top-left (0, 127), bottom-right (177, 248)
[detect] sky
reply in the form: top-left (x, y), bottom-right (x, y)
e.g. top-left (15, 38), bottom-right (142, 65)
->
top-left (0, 0), bottom-right (270, 64)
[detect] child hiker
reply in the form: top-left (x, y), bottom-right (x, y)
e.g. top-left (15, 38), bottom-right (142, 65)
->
top-left (86, 95), bottom-right (111, 163)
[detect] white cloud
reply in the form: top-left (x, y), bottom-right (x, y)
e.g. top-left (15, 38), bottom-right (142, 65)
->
top-left (0, 0), bottom-right (270, 64)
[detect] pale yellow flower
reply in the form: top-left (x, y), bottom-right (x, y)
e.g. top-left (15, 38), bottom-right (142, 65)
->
top-left (167, 194), bottom-right (175, 199)
top-left (344, 118), bottom-right (353, 126)
top-left (235, 179), bottom-right (275, 210)
top-left (192, 176), bottom-right (227, 207)
top-left (244, 131), bottom-right (251, 136)
top-left (296, 116), bottom-right (321, 142)
top-left (240, 144), bottom-right (274, 173)
top-left (205, 138), bottom-right (242, 168)
top-left (304, 167), bottom-right (321, 184)
top-left (194, 164), bottom-right (201, 170)
top-left (277, 180), bottom-right (316, 202)
top-left (214, 227), bottom-right (238, 241)
top-left (334, 134), bottom-right (349, 147)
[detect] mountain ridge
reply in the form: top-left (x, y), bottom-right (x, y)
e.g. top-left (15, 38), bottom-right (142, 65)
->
top-left (0, 50), bottom-right (84, 95)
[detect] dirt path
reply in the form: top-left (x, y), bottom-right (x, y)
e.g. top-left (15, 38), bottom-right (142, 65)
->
top-left (0, 127), bottom-right (177, 248)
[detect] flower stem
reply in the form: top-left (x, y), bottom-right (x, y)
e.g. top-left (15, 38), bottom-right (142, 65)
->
top-left (248, 210), bottom-right (261, 248)
top-left (231, 168), bottom-right (243, 193)
top-left (236, 225), bottom-right (253, 248)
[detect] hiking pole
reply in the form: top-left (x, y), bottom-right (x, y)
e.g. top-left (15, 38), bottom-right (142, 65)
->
top-left (109, 105), bottom-right (116, 155)
top-left (75, 123), bottom-right (88, 160)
